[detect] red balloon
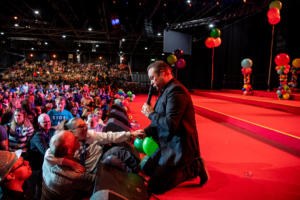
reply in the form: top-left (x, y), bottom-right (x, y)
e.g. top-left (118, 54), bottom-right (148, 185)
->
top-left (267, 8), bottom-right (280, 19)
top-left (268, 15), bottom-right (281, 25)
top-left (275, 53), bottom-right (290, 66)
top-left (176, 58), bottom-right (186, 69)
top-left (205, 37), bottom-right (215, 48)
top-left (214, 37), bottom-right (222, 47)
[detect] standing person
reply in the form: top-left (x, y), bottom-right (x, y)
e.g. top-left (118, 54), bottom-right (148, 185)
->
top-left (47, 96), bottom-right (73, 133)
top-left (140, 60), bottom-right (208, 194)
top-left (0, 125), bottom-right (8, 150)
top-left (30, 113), bottom-right (52, 169)
top-left (42, 131), bottom-right (94, 200)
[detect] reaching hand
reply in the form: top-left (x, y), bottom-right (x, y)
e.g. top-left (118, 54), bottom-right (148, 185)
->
top-left (131, 129), bottom-right (146, 139)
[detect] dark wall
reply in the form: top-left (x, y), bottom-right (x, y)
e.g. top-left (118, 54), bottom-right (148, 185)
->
top-left (179, 0), bottom-right (299, 90)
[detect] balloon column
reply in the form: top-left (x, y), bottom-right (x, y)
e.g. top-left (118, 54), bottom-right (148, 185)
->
top-left (275, 53), bottom-right (291, 100)
top-left (205, 28), bottom-right (222, 90)
top-left (289, 58), bottom-right (300, 89)
top-left (241, 58), bottom-right (253, 95)
top-left (267, 1), bottom-right (282, 25)
top-left (267, 1), bottom-right (282, 90)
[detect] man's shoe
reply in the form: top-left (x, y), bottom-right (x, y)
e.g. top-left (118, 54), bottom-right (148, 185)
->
top-left (198, 158), bottom-right (209, 187)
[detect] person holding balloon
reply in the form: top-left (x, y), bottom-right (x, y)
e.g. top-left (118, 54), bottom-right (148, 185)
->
top-left (138, 60), bottom-right (208, 194)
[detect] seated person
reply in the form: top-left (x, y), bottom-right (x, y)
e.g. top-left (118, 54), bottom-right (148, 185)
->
top-left (42, 130), bottom-right (95, 200)
top-left (86, 113), bottom-right (104, 133)
top-left (0, 150), bottom-right (33, 200)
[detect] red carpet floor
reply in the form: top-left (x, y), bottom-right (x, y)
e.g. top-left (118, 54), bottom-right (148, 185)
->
top-left (128, 94), bottom-right (300, 200)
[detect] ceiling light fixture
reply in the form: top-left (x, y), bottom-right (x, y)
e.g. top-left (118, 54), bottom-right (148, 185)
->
top-left (34, 10), bottom-right (39, 15)
top-left (0, 32), bottom-right (4, 35)
top-left (62, 35), bottom-right (66, 38)
top-left (88, 27), bottom-right (92, 31)
top-left (14, 23), bottom-right (19, 27)
top-left (209, 24), bottom-right (214, 28)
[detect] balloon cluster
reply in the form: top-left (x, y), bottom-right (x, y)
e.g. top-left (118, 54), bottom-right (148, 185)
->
top-left (205, 28), bottom-right (222, 48)
top-left (114, 89), bottom-right (136, 109)
top-left (134, 137), bottom-right (159, 156)
top-left (275, 53), bottom-right (291, 99)
top-left (288, 59), bottom-right (300, 89)
top-left (241, 58), bottom-right (253, 95)
top-left (267, 1), bottom-right (282, 25)
top-left (166, 49), bottom-right (186, 69)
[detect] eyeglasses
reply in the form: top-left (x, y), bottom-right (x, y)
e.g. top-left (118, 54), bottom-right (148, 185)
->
top-left (10, 159), bottom-right (26, 173)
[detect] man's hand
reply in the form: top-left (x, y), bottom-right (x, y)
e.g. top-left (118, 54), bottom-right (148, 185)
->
top-left (131, 129), bottom-right (146, 139)
top-left (141, 103), bottom-right (154, 118)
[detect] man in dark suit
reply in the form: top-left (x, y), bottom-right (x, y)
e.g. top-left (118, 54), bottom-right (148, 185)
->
top-left (140, 60), bottom-right (208, 194)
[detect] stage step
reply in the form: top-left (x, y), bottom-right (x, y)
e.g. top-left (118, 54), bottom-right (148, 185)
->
top-left (193, 90), bottom-right (300, 115)
top-left (191, 95), bottom-right (300, 157)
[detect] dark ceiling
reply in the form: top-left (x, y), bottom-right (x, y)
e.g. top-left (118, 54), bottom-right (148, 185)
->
top-left (0, 0), bottom-right (271, 57)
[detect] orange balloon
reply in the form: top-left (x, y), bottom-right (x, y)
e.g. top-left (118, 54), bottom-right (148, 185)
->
top-left (292, 58), bottom-right (300, 68)
top-left (214, 37), bottom-right (222, 47)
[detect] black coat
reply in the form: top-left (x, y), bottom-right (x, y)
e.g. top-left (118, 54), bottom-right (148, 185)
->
top-left (145, 79), bottom-right (200, 168)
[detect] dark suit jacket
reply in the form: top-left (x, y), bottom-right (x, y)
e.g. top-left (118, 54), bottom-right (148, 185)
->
top-left (145, 79), bottom-right (200, 168)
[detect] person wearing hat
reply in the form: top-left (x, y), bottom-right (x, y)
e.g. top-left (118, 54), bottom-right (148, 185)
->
top-left (0, 150), bottom-right (32, 200)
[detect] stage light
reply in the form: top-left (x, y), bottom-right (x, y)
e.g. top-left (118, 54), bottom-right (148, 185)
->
top-left (44, 42), bottom-right (48, 45)
top-left (52, 54), bottom-right (57, 59)
top-left (243, 0), bottom-right (247, 3)
top-left (62, 35), bottom-right (66, 38)
top-left (122, 38), bottom-right (126, 42)
top-left (14, 23), bottom-right (19, 27)
top-left (209, 24), bottom-right (214, 28)
top-left (99, 56), bottom-right (103, 60)
top-left (157, 32), bottom-right (161, 36)
top-left (29, 53), bottom-right (34, 58)
top-left (151, 58), bottom-right (155, 62)
top-left (144, 47), bottom-right (148, 50)
top-left (31, 47), bottom-right (34, 50)
top-left (88, 27), bottom-right (92, 31)
top-left (120, 51), bottom-right (123, 54)
top-left (186, 0), bottom-right (191, 4)
top-left (76, 49), bottom-right (80, 52)
top-left (0, 32), bottom-right (4, 35)
top-left (162, 53), bottom-right (165, 56)
top-left (13, 16), bottom-right (18, 20)
top-left (95, 44), bottom-right (99, 48)
top-left (34, 10), bottom-right (39, 15)
top-left (111, 18), bottom-right (120, 25)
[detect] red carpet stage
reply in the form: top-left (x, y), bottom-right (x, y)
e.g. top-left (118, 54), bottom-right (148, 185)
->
top-left (129, 90), bottom-right (300, 200)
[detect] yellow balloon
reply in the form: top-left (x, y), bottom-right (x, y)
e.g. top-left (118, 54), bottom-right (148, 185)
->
top-left (283, 94), bottom-right (290, 100)
top-left (292, 58), bottom-right (300, 68)
top-left (167, 54), bottom-right (177, 65)
top-left (269, 1), bottom-right (282, 10)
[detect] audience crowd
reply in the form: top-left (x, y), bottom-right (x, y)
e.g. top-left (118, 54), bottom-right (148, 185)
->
top-left (0, 59), bottom-right (145, 200)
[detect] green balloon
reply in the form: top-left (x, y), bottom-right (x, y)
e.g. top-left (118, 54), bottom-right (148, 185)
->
top-left (127, 91), bottom-right (132, 97)
top-left (269, 1), bottom-right (282, 10)
top-left (134, 138), bottom-right (144, 153)
top-left (210, 28), bottom-right (221, 38)
top-left (143, 137), bottom-right (159, 156)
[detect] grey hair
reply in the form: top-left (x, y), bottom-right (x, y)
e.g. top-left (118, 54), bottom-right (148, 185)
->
top-left (38, 113), bottom-right (50, 124)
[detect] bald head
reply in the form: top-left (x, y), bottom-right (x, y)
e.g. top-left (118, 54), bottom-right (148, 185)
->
top-left (50, 130), bottom-right (79, 158)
